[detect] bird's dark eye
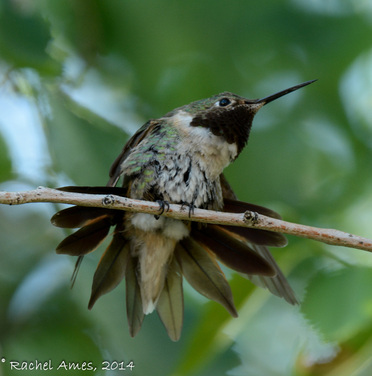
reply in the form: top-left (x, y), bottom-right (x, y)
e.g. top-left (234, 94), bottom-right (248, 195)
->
top-left (218, 98), bottom-right (231, 107)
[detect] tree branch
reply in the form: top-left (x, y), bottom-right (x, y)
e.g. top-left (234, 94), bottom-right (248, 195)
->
top-left (1, 186), bottom-right (371, 252)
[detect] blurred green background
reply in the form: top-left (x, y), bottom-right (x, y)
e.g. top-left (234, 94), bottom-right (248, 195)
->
top-left (1, 0), bottom-right (372, 375)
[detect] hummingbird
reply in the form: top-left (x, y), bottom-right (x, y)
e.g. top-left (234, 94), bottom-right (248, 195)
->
top-left (51, 79), bottom-right (316, 341)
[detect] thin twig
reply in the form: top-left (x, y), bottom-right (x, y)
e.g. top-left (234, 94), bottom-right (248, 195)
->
top-left (0, 186), bottom-right (371, 252)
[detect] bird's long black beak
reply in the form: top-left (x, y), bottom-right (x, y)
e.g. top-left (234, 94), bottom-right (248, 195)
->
top-left (256, 79), bottom-right (317, 105)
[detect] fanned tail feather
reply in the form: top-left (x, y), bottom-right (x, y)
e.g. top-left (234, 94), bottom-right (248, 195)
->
top-left (223, 197), bottom-right (282, 218)
top-left (88, 229), bottom-right (130, 309)
top-left (51, 184), bottom-right (297, 341)
top-left (56, 185), bottom-right (128, 196)
top-left (55, 216), bottom-right (112, 256)
top-left (176, 238), bottom-right (238, 317)
top-left (51, 206), bottom-right (115, 229)
top-left (209, 198), bottom-right (298, 305)
top-left (71, 256), bottom-right (84, 288)
top-left (221, 198), bottom-right (288, 247)
top-left (126, 256), bottom-right (145, 337)
top-left (191, 224), bottom-right (276, 277)
top-left (243, 244), bottom-right (298, 305)
top-left (156, 257), bottom-right (184, 342)
top-left (218, 223), bottom-right (288, 248)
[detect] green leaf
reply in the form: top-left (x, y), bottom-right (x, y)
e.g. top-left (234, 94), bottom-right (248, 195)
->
top-left (0, 0), bottom-right (57, 73)
top-left (46, 93), bottom-right (129, 185)
top-left (0, 134), bottom-right (12, 182)
top-left (302, 267), bottom-right (372, 342)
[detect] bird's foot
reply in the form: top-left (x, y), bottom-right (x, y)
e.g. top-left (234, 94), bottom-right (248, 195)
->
top-left (181, 201), bottom-right (195, 218)
top-left (155, 200), bottom-right (170, 220)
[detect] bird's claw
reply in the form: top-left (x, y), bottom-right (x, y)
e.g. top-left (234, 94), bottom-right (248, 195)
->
top-left (155, 200), bottom-right (170, 220)
top-left (181, 201), bottom-right (195, 218)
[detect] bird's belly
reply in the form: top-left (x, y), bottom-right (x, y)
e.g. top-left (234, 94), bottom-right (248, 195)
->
top-left (130, 214), bottom-right (189, 240)
top-left (127, 157), bottom-right (221, 314)
top-left (129, 213), bottom-right (189, 314)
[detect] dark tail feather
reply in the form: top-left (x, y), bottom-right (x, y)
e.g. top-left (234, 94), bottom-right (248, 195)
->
top-left (216, 224), bottom-right (287, 247)
top-left (223, 198), bottom-right (282, 219)
top-left (156, 258), bottom-right (184, 341)
top-left (193, 224), bottom-right (298, 305)
top-left (192, 225), bottom-right (276, 277)
top-left (220, 198), bottom-right (288, 247)
top-left (56, 186), bottom-right (128, 196)
top-left (56, 217), bottom-right (112, 256)
top-left (51, 206), bottom-right (115, 229)
top-left (71, 256), bottom-right (84, 288)
top-left (51, 186), bottom-right (125, 230)
top-left (176, 238), bottom-right (238, 317)
top-left (125, 256), bottom-right (144, 337)
top-left (243, 245), bottom-right (298, 305)
top-left (88, 230), bottom-right (129, 309)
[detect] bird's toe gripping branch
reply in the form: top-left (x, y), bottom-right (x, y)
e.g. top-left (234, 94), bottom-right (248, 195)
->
top-left (155, 200), bottom-right (170, 220)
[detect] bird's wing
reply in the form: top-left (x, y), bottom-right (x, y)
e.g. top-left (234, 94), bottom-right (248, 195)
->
top-left (108, 119), bottom-right (161, 187)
